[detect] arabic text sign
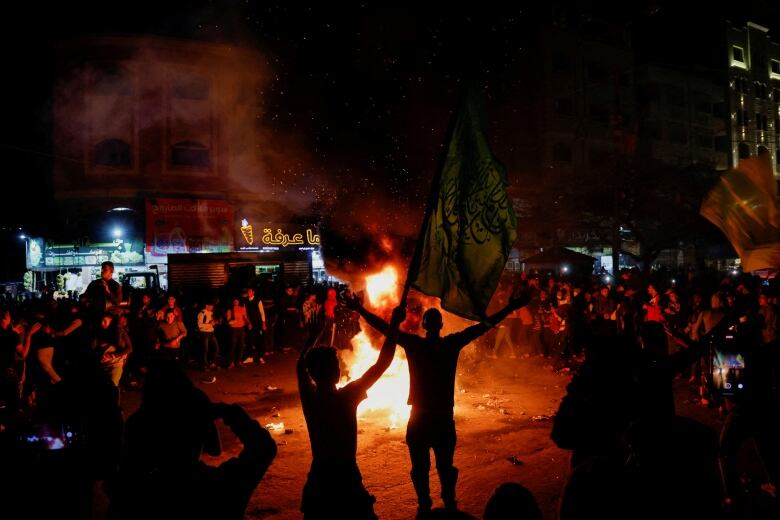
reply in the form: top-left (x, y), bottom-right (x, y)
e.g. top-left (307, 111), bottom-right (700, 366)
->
top-left (146, 198), bottom-right (234, 256)
top-left (236, 220), bottom-right (320, 251)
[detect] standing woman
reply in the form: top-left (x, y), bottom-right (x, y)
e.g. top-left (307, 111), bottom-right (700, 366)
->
top-left (226, 297), bottom-right (248, 368)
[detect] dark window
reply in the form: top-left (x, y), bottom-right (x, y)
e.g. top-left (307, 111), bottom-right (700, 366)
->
top-left (639, 120), bottom-right (662, 140)
top-left (732, 46), bottom-right (745, 63)
top-left (666, 85), bottom-right (685, 108)
top-left (694, 93), bottom-right (711, 114)
top-left (172, 77), bottom-right (210, 100)
top-left (775, 89), bottom-right (780, 101)
top-left (587, 62), bottom-right (607, 81)
top-left (714, 135), bottom-right (729, 153)
top-left (91, 67), bottom-right (133, 96)
top-left (552, 52), bottom-right (571, 72)
top-left (737, 109), bottom-right (748, 127)
top-left (553, 143), bottom-right (572, 164)
top-left (94, 139), bottom-right (131, 167)
top-left (776, 151), bottom-right (780, 167)
top-left (667, 122), bottom-right (687, 144)
top-left (589, 104), bottom-right (610, 123)
top-left (171, 141), bottom-right (210, 168)
top-left (589, 148), bottom-right (610, 166)
top-left (758, 145), bottom-right (769, 156)
top-left (754, 83), bottom-right (766, 99)
top-left (695, 130), bottom-right (712, 148)
top-left (554, 98), bottom-right (574, 116)
top-left (756, 113), bottom-right (768, 131)
top-left (738, 142), bottom-right (750, 159)
top-left (772, 60), bottom-right (780, 75)
top-left (735, 77), bottom-right (749, 94)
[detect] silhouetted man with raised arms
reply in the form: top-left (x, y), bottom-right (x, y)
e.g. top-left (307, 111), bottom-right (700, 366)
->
top-left (297, 304), bottom-right (405, 519)
top-left (347, 292), bottom-right (529, 515)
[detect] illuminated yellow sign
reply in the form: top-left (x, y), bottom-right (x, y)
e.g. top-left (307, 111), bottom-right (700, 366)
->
top-left (237, 218), bottom-right (320, 249)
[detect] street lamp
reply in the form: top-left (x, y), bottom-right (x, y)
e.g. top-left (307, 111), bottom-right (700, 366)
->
top-left (113, 227), bottom-right (123, 239)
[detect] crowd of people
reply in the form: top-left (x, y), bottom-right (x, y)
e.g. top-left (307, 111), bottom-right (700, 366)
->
top-left (2, 259), bottom-right (779, 518)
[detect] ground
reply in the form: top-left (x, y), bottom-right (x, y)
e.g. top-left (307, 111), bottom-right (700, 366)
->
top-left (120, 347), bottom-right (721, 520)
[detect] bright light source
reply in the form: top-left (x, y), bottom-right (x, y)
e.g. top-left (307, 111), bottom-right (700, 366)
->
top-left (732, 270), bottom-right (738, 275)
top-left (671, 279), bottom-right (676, 284)
top-left (604, 275), bottom-right (611, 282)
top-left (18, 234), bottom-right (26, 240)
top-left (562, 266), bottom-right (569, 273)
top-left (112, 227), bottom-right (123, 238)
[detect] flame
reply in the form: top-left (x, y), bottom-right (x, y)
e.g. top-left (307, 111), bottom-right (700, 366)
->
top-left (365, 265), bottom-right (399, 308)
top-left (339, 264), bottom-right (411, 429)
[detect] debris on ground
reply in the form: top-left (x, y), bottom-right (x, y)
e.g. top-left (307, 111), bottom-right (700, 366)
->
top-left (506, 455), bottom-right (524, 466)
top-left (271, 412), bottom-right (281, 418)
top-left (531, 414), bottom-right (554, 422)
top-left (265, 385), bottom-right (280, 391)
top-left (284, 428), bottom-right (294, 435)
top-left (276, 440), bottom-right (287, 446)
top-left (265, 422), bottom-right (285, 432)
top-left (200, 376), bottom-right (217, 384)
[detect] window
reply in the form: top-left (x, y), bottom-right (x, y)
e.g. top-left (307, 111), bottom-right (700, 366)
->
top-left (732, 45), bottom-right (745, 65)
top-left (587, 62), bottom-right (607, 82)
top-left (94, 139), bottom-right (131, 167)
top-left (777, 151), bottom-right (780, 167)
top-left (771, 59), bottom-right (780, 76)
top-left (639, 120), bottom-right (662, 140)
top-left (694, 93), bottom-right (711, 114)
top-left (758, 145), bottom-right (769, 156)
top-left (552, 51), bottom-right (571, 72)
top-left (735, 77), bottom-right (749, 94)
top-left (754, 82), bottom-right (767, 99)
top-left (738, 142), bottom-right (750, 159)
top-left (589, 104), bottom-right (610, 123)
top-left (695, 130), bottom-right (712, 148)
top-left (666, 85), bottom-right (685, 108)
top-left (756, 113), bottom-right (768, 131)
top-left (552, 143), bottom-right (572, 164)
top-left (589, 148), bottom-right (610, 166)
top-left (736, 109), bottom-right (748, 127)
top-left (554, 98), bottom-right (574, 116)
top-left (667, 122), bottom-right (687, 144)
top-left (171, 141), bottom-right (210, 168)
top-left (91, 66), bottom-right (133, 96)
top-left (714, 135), bottom-right (729, 153)
top-left (171, 77), bottom-right (209, 100)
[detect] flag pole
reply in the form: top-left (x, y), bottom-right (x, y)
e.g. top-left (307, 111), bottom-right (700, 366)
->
top-left (400, 86), bottom-right (470, 306)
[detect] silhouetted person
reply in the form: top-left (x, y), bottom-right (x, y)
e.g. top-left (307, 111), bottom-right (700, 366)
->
top-left (110, 360), bottom-right (276, 520)
top-left (297, 305), bottom-right (405, 519)
top-left (84, 261), bottom-right (122, 328)
top-left (484, 482), bottom-right (542, 520)
top-left (348, 293), bottom-right (529, 514)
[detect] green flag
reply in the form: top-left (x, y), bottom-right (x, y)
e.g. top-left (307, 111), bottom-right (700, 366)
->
top-left (411, 89), bottom-right (517, 321)
top-left (700, 153), bottom-right (780, 272)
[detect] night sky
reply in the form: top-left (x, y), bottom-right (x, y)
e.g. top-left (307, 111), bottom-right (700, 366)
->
top-left (2, 1), bottom-right (780, 274)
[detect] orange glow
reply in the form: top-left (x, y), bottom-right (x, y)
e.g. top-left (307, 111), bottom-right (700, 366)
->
top-left (339, 264), bottom-right (411, 428)
top-left (365, 265), bottom-right (400, 308)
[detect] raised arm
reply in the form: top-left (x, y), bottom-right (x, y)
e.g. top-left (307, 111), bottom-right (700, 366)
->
top-left (297, 333), bottom-right (317, 397)
top-left (345, 291), bottom-right (390, 335)
top-left (350, 305), bottom-right (405, 392)
top-left (455, 291), bottom-right (532, 348)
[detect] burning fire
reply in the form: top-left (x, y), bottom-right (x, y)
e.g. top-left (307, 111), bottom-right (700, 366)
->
top-left (339, 264), bottom-right (411, 429)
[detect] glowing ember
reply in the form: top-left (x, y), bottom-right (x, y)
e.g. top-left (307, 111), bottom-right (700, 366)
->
top-left (339, 264), bottom-right (411, 429)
